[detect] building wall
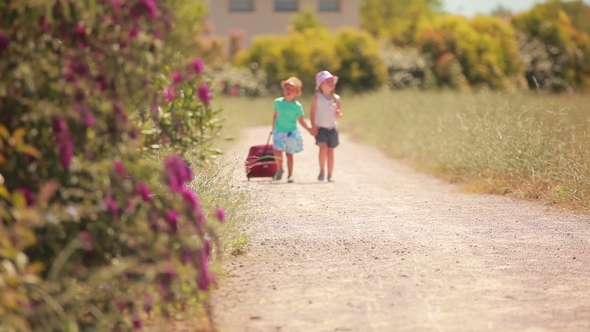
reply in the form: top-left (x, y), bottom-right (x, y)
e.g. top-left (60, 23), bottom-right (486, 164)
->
top-left (207, 0), bottom-right (361, 47)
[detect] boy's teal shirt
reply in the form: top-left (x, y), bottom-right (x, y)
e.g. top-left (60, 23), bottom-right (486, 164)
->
top-left (273, 97), bottom-right (304, 132)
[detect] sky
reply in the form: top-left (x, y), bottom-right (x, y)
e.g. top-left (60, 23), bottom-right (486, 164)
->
top-left (442, 0), bottom-right (590, 17)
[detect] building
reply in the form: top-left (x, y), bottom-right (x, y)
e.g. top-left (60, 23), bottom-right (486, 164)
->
top-left (207, 0), bottom-right (361, 47)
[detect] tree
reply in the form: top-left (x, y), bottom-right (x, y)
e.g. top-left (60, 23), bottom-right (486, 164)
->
top-left (290, 6), bottom-right (327, 33)
top-left (490, 4), bottom-right (512, 17)
top-left (512, 1), bottom-right (590, 91)
top-left (361, 0), bottom-right (442, 45)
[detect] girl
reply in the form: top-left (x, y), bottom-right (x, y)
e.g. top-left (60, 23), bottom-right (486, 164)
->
top-left (271, 76), bottom-right (313, 183)
top-left (310, 70), bottom-right (343, 182)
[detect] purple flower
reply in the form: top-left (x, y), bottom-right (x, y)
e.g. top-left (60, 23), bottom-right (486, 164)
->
top-left (128, 27), bottom-right (140, 39)
top-left (215, 207), bottom-right (226, 223)
top-left (18, 188), bottom-right (35, 206)
top-left (132, 313), bottom-right (143, 329)
top-left (38, 16), bottom-right (52, 32)
top-left (162, 266), bottom-right (175, 285)
top-left (84, 113), bottom-right (95, 127)
top-left (196, 249), bottom-right (212, 291)
top-left (53, 117), bottom-right (73, 168)
top-left (166, 210), bottom-right (179, 232)
top-left (105, 197), bottom-right (119, 216)
top-left (74, 23), bottom-right (87, 48)
top-left (180, 187), bottom-right (200, 210)
top-left (110, 0), bottom-right (121, 10)
top-left (142, 0), bottom-right (158, 18)
top-left (113, 161), bottom-right (128, 178)
top-left (58, 137), bottom-right (74, 168)
top-left (198, 83), bottom-right (212, 105)
top-left (172, 71), bottom-right (182, 84)
top-left (191, 58), bottom-right (204, 75)
top-left (73, 103), bottom-right (95, 127)
top-left (0, 30), bottom-right (7, 52)
top-left (143, 294), bottom-right (153, 315)
top-left (53, 117), bottom-right (67, 134)
top-left (95, 76), bottom-right (107, 91)
top-left (79, 231), bottom-right (94, 252)
top-left (163, 155), bottom-right (194, 193)
top-left (115, 299), bottom-right (127, 313)
top-left (150, 105), bottom-right (159, 115)
top-left (69, 61), bottom-right (88, 76)
top-left (136, 182), bottom-right (152, 202)
top-left (163, 86), bottom-right (175, 102)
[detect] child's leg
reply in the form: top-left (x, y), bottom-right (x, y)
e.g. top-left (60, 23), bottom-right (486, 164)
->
top-left (318, 142), bottom-right (328, 175)
top-left (286, 153), bottom-right (294, 177)
top-left (327, 147), bottom-right (335, 178)
top-left (273, 150), bottom-right (283, 170)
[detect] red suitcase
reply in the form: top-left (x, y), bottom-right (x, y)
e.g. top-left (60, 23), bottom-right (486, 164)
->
top-left (245, 134), bottom-right (278, 180)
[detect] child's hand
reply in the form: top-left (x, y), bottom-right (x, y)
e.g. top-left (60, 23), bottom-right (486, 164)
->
top-left (335, 109), bottom-right (343, 118)
top-left (310, 127), bottom-right (318, 136)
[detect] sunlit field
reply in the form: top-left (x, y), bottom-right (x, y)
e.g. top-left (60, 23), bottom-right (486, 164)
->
top-left (215, 90), bottom-right (590, 212)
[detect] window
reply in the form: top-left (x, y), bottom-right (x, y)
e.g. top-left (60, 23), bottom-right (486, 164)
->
top-left (229, 0), bottom-right (254, 12)
top-left (318, 0), bottom-right (340, 12)
top-left (275, 0), bottom-right (298, 12)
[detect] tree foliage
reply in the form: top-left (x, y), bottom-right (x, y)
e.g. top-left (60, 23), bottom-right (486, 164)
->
top-left (235, 11), bottom-right (385, 94)
top-left (512, 1), bottom-right (590, 91)
top-left (416, 15), bottom-right (523, 90)
top-left (361, 0), bottom-right (442, 45)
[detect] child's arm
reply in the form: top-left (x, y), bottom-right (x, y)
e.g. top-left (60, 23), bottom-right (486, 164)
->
top-left (309, 95), bottom-right (319, 136)
top-left (298, 116), bottom-right (313, 134)
top-left (335, 94), bottom-right (343, 118)
top-left (271, 111), bottom-right (277, 133)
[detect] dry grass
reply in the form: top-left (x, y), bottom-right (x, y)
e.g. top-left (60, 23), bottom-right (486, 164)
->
top-left (342, 89), bottom-right (590, 212)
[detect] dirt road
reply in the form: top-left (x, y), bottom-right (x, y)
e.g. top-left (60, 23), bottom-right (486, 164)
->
top-left (213, 126), bottom-right (590, 332)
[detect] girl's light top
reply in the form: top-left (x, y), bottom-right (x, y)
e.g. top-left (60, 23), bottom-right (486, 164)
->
top-left (314, 93), bottom-right (339, 129)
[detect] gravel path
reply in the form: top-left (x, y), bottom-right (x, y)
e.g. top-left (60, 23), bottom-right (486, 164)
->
top-left (213, 126), bottom-right (590, 332)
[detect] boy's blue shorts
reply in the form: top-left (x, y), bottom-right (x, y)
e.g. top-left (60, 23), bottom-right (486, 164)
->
top-left (273, 129), bottom-right (304, 154)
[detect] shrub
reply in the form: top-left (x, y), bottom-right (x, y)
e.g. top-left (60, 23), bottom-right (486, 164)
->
top-left (361, 0), bottom-right (442, 45)
top-left (512, 2), bottom-right (590, 92)
top-left (210, 64), bottom-right (270, 97)
top-left (235, 28), bottom-right (340, 94)
top-left (333, 28), bottom-right (388, 92)
top-left (235, 12), bottom-right (385, 94)
top-left (380, 45), bottom-right (435, 90)
top-left (416, 15), bottom-right (523, 90)
top-left (0, 1), bottom-right (223, 331)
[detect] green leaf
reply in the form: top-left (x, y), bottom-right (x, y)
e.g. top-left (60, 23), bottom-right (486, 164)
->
top-left (11, 191), bottom-right (26, 209)
top-left (12, 128), bottom-right (26, 144)
top-left (15, 144), bottom-right (41, 158)
top-left (0, 186), bottom-right (11, 200)
top-left (0, 125), bottom-right (9, 140)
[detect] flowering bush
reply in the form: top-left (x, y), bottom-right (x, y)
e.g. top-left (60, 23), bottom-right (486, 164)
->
top-left (0, 0), bottom-right (224, 330)
top-left (380, 45), bottom-right (435, 90)
top-left (210, 64), bottom-right (270, 97)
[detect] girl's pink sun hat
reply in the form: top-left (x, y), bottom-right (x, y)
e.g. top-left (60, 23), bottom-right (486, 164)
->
top-left (315, 70), bottom-right (338, 90)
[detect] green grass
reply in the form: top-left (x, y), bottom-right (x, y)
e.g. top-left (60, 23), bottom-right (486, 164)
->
top-left (214, 90), bottom-right (590, 212)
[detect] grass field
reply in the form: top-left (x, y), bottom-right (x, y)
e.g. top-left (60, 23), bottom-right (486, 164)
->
top-left (213, 90), bottom-right (590, 212)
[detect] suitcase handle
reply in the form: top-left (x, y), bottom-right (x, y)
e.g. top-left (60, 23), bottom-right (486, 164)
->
top-left (262, 131), bottom-right (273, 155)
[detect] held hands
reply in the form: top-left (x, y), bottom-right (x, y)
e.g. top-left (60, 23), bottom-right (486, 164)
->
top-left (309, 127), bottom-right (318, 137)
